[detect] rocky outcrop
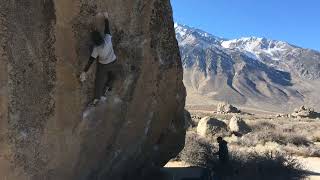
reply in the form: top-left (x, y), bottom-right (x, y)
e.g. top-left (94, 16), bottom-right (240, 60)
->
top-left (229, 116), bottom-right (251, 135)
top-left (197, 117), bottom-right (227, 137)
top-left (217, 102), bottom-right (241, 114)
top-left (0, 1), bottom-right (185, 180)
top-left (184, 110), bottom-right (194, 128)
top-left (291, 106), bottom-right (320, 119)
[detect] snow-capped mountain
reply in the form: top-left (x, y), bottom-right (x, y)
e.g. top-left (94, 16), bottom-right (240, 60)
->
top-left (175, 23), bottom-right (224, 46)
top-left (221, 37), bottom-right (291, 62)
top-left (175, 23), bottom-right (320, 112)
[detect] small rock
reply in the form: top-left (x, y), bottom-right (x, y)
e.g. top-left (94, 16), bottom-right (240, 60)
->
top-left (276, 114), bottom-right (288, 118)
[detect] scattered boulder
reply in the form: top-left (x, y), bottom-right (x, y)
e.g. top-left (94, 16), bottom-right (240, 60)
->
top-left (229, 116), bottom-right (251, 135)
top-left (275, 114), bottom-right (290, 118)
top-left (292, 106), bottom-right (320, 119)
top-left (191, 115), bottom-right (202, 121)
top-left (190, 115), bottom-right (202, 126)
top-left (217, 102), bottom-right (241, 114)
top-left (197, 117), bottom-right (227, 137)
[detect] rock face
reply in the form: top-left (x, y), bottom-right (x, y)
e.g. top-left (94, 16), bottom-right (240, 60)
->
top-left (217, 102), bottom-right (241, 114)
top-left (0, 1), bottom-right (186, 180)
top-left (197, 117), bottom-right (227, 137)
top-left (229, 116), bottom-right (251, 135)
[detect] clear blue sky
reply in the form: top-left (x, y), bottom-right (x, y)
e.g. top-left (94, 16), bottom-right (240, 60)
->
top-left (171, 0), bottom-right (320, 51)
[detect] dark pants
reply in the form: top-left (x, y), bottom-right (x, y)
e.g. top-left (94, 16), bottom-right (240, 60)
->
top-left (94, 61), bottom-right (115, 99)
top-left (217, 160), bottom-right (230, 179)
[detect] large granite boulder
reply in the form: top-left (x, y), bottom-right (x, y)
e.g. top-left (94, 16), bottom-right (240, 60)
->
top-left (0, 1), bottom-right (186, 180)
top-left (197, 117), bottom-right (227, 137)
top-left (229, 116), bottom-right (251, 135)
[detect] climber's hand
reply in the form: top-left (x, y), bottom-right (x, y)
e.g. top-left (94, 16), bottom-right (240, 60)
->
top-left (96, 12), bottom-right (103, 17)
top-left (96, 12), bottom-right (108, 19)
top-left (103, 11), bottom-right (109, 19)
top-left (80, 72), bottom-right (87, 82)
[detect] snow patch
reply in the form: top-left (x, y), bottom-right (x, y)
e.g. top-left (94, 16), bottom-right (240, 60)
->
top-left (243, 51), bottom-right (260, 60)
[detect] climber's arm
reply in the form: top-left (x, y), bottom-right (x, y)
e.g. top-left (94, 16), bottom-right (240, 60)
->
top-left (104, 18), bottom-right (111, 35)
top-left (83, 56), bottom-right (96, 72)
top-left (83, 45), bottom-right (99, 72)
top-left (103, 12), bottom-right (111, 35)
top-left (80, 56), bottom-right (96, 82)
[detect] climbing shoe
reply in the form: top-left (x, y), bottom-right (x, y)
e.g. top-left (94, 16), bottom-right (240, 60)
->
top-left (100, 96), bottom-right (107, 101)
top-left (104, 86), bottom-right (112, 96)
top-left (88, 99), bottom-right (100, 107)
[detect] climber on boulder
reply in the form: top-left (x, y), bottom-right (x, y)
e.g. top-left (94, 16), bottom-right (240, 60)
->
top-left (80, 11), bottom-right (117, 106)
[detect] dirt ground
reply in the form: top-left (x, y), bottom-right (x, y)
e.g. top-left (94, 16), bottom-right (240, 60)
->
top-left (298, 157), bottom-right (320, 180)
top-left (165, 161), bottom-right (191, 168)
top-left (166, 159), bottom-right (320, 180)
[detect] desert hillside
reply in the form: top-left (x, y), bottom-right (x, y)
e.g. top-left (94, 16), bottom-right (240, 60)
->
top-left (175, 24), bottom-right (320, 113)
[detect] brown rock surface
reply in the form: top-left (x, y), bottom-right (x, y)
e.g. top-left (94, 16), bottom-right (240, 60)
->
top-left (0, 1), bottom-right (186, 180)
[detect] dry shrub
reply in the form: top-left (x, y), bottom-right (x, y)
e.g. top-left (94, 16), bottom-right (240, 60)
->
top-left (178, 132), bottom-right (216, 167)
top-left (228, 152), bottom-right (307, 180)
top-left (238, 129), bottom-right (311, 147)
top-left (313, 136), bottom-right (320, 142)
top-left (311, 132), bottom-right (320, 142)
top-left (179, 133), bottom-right (307, 180)
top-left (250, 121), bottom-right (276, 131)
top-left (284, 144), bottom-right (320, 157)
top-left (284, 135), bottom-right (311, 146)
top-left (250, 121), bottom-right (309, 146)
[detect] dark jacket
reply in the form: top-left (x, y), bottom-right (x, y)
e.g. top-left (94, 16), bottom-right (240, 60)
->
top-left (218, 140), bottom-right (229, 162)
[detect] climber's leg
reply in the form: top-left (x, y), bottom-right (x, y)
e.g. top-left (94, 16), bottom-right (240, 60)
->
top-left (102, 71), bottom-right (112, 96)
top-left (94, 63), bottom-right (109, 100)
top-left (103, 60), bottom-right (117, 95)
top-left (106, 71), bottom-right (114, 87)
top-left (104, 71), bottom-right (113, 94)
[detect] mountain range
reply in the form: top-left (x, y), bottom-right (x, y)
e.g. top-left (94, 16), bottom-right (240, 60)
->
top-left (175, 23), bottom-right (320, 112)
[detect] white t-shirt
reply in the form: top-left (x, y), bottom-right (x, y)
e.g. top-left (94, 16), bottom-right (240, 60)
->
top-left (91, 34), bottom-right (117, 64)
